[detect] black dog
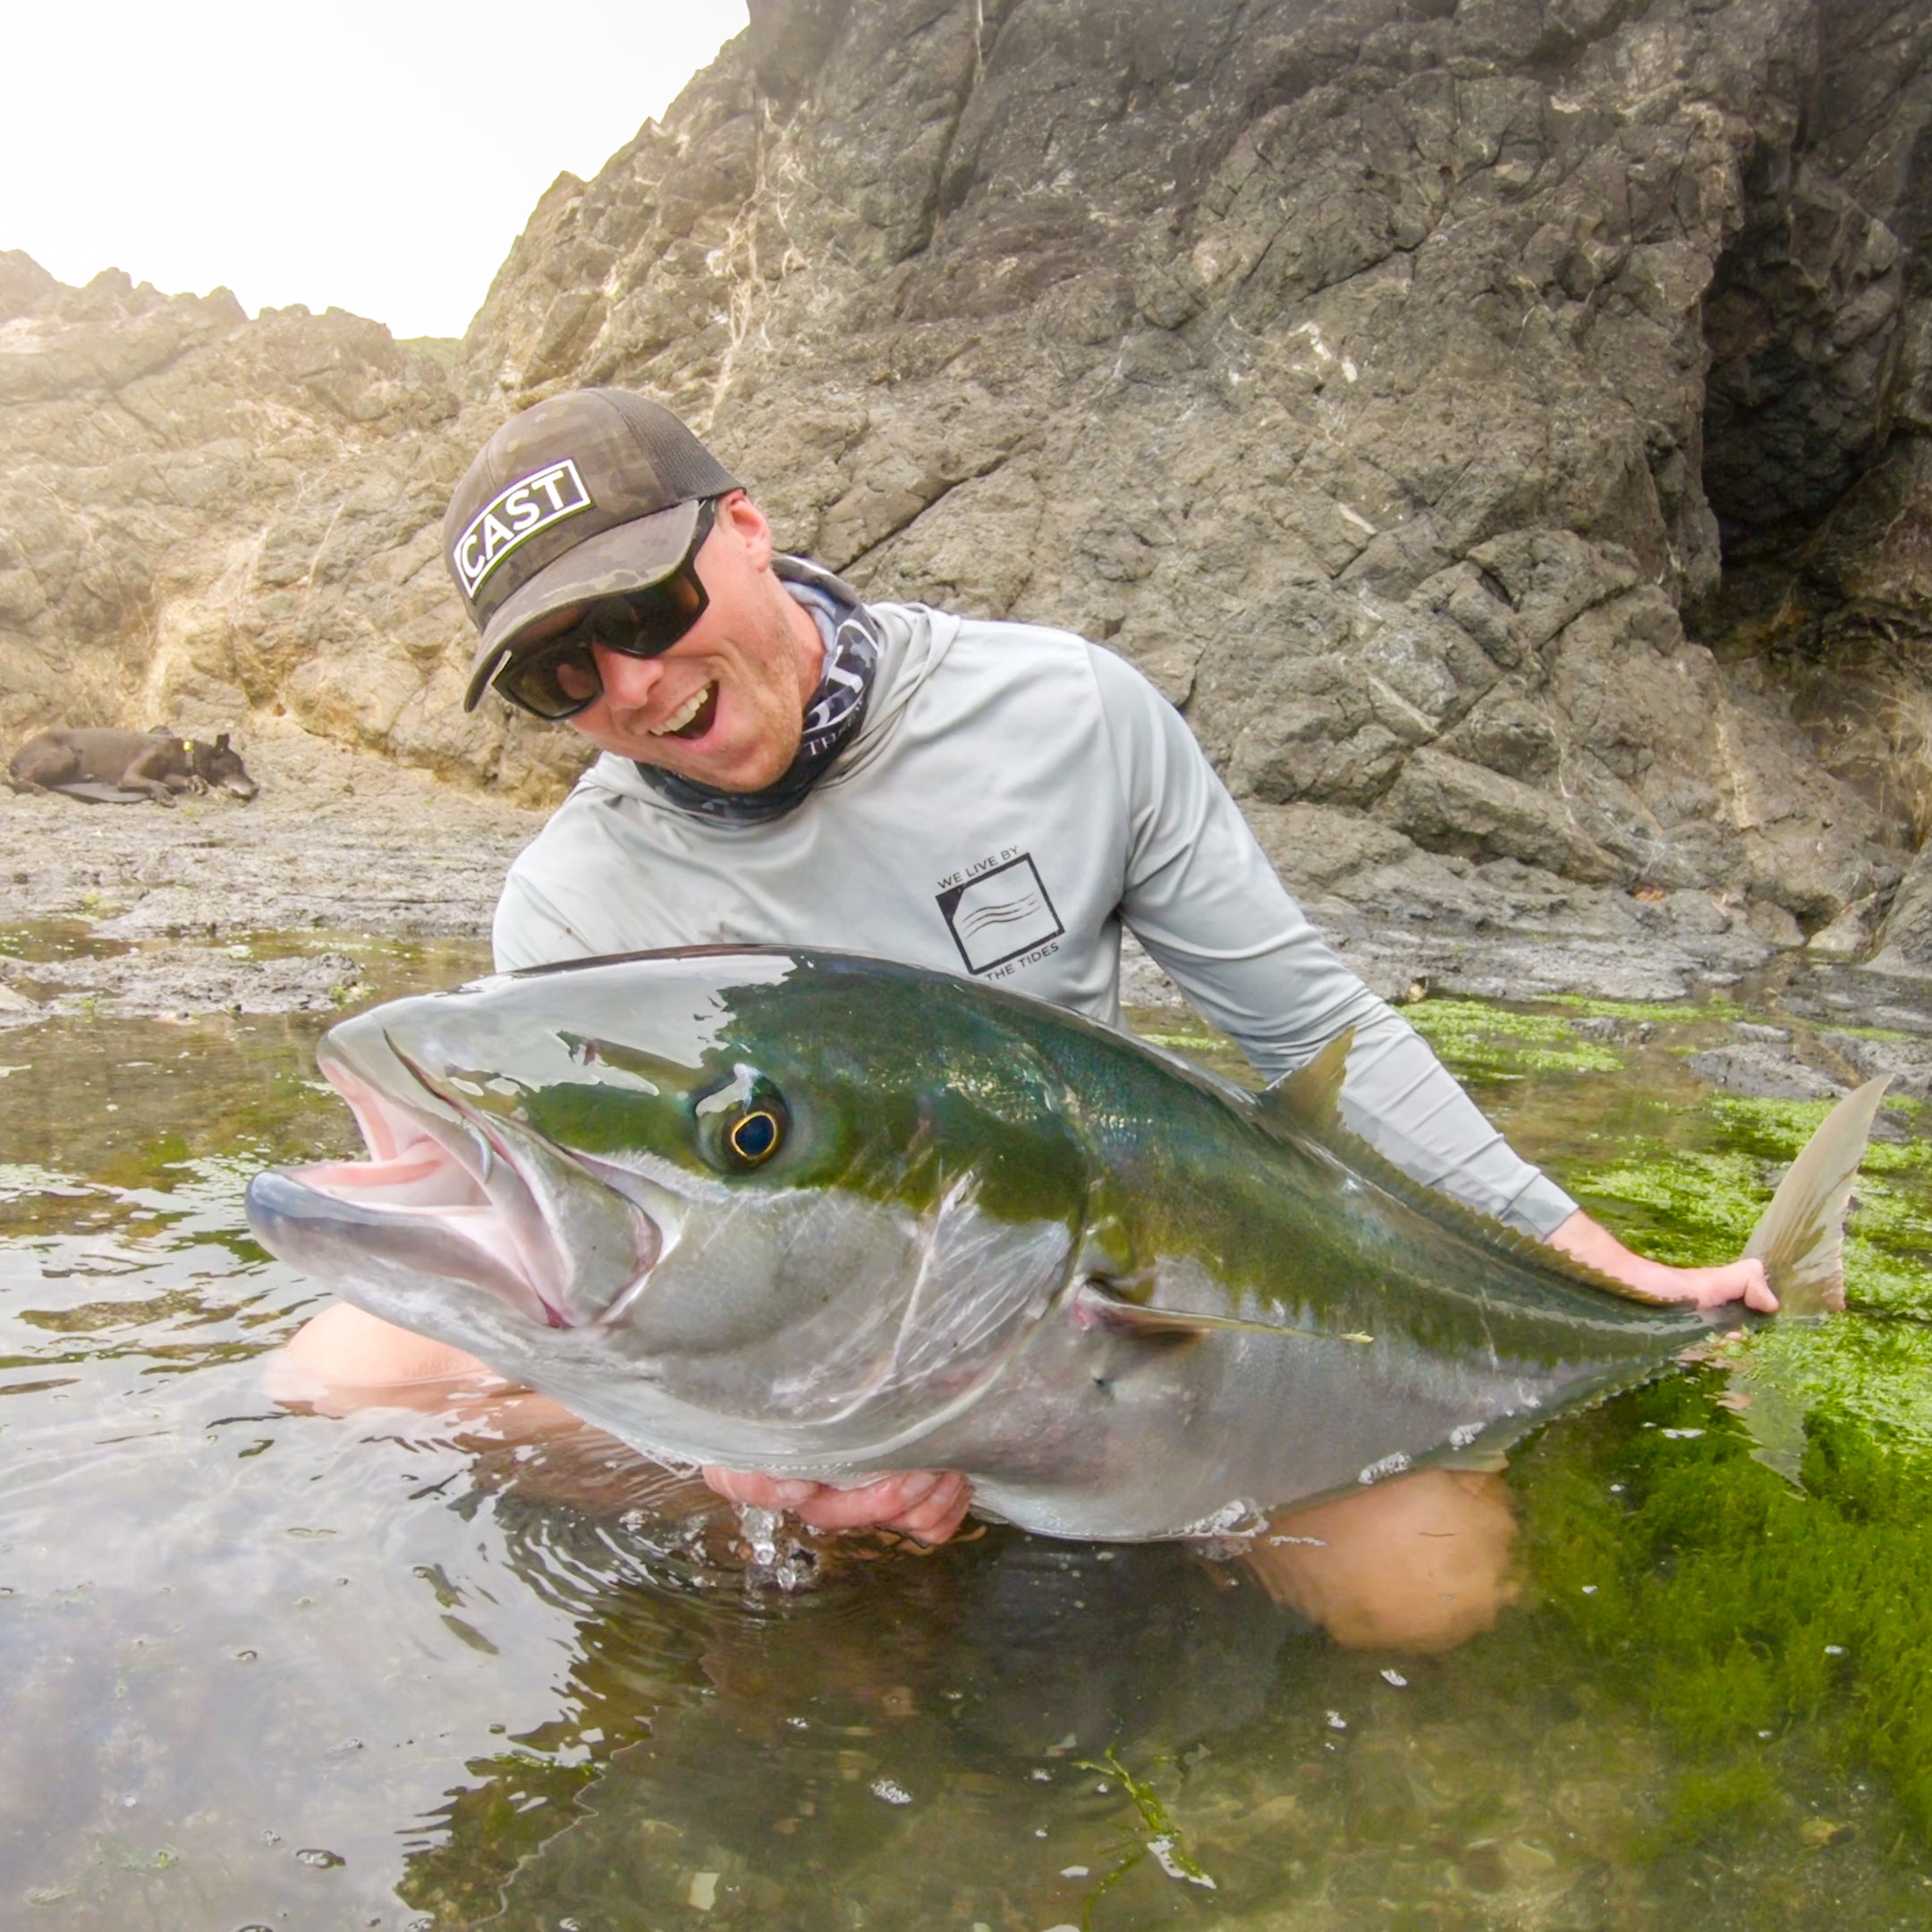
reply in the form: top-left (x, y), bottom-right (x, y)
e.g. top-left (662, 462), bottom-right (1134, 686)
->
top-left (7, 727), bottom-right (259, 805)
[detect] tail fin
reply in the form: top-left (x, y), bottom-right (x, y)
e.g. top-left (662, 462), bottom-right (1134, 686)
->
top-left (1742, 1077), bottom-right (1891, 1316)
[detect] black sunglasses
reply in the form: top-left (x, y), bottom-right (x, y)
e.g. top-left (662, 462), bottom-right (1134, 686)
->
top-left (492, 498), bottom-right (717, 720)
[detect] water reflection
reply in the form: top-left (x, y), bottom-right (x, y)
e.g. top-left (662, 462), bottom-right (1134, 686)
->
top-left (5, 949), bottom-right (1932, 1928)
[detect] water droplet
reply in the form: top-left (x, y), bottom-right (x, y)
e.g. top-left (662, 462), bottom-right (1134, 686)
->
top-left (294, 1847), bottom-right (345, 1869)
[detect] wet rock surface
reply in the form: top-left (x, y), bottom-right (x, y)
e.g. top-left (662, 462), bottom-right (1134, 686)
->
top-left (0, 721), bottom-right (537, 1021)
top-left (4, 723), bottom-right (1932, 1092)
top-left (4, 0), bottom-right (1930, 966)
top-left (1683, 1041), bottom-right (1848, 1103)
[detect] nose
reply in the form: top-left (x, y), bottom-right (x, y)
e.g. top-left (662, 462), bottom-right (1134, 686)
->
top-left (590, 642), bottom-right (671, 710)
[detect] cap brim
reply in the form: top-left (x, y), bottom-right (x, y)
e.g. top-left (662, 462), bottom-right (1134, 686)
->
top-left (462, 497), bottom-right (704, 711)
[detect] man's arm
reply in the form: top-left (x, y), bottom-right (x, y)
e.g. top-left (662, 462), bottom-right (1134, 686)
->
top-left (1548, 1209), bottom-right (1775, 1309)
top-left (1090, 647), bottom-right (1768, 1305)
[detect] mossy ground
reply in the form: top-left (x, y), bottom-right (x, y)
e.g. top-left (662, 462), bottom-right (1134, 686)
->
top-left (1398, 991), bottom-right (1932, 1879)
top-left (1402, 996), bottom-right (1627, 1079)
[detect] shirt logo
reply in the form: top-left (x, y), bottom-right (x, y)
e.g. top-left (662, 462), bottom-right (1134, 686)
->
top-left (453, 459), bottom-right (593, 598)
top-left (936, 853), bottom-right (1064, 976)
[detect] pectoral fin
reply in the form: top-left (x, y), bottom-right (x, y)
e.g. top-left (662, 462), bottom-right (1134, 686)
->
top-left (1072, 1279), bottom-right (1373, 1345)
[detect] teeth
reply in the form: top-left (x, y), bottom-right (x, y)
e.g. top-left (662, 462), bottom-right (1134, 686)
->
top-left (649, 685), bottom-right (710, 735)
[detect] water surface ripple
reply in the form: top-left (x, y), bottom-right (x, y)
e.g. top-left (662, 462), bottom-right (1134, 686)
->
top-left (5, 945), bottom-right (1932, 1928)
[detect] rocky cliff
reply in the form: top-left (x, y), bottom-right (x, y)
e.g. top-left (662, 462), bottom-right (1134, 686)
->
top-left (4, 0), bottom-right (1929, 986)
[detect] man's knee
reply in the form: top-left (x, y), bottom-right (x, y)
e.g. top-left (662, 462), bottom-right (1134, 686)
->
top-left (274, 1301), bottom-right (498, 1411)
top-left (1244, 1467), bottom-right (1521, 1654)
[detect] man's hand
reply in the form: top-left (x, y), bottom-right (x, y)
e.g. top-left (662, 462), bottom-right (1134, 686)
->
top-left (700, 1465), bottom-right (973, 1546)
top-left (1548, 1209), bottom-right (1776, 1313)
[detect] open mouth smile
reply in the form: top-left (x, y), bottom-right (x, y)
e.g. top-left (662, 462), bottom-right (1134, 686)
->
top-left (650, 682), bottom-right (718, 738)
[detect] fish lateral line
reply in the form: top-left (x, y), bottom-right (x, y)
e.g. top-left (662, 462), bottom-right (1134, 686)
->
top-left (1072, 1278), bottom-right (1373, 1345)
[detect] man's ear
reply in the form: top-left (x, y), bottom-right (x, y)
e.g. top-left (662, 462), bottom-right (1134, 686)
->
top-left (715, 488), bottom-right (777, 573)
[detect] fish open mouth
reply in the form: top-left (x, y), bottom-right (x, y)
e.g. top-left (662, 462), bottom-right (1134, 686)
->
top-left (249, 1046), bottom-right (663, 1331)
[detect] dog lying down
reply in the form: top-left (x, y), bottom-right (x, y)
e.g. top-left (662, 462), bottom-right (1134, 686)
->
top-left (6, 727), bottom-right (259, 806)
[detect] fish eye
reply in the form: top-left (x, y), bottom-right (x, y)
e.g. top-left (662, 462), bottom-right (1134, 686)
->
top-left (727, 1108), bottom-right (782, 1165)
top-left (693, 1066), bottom-right (791, 1173)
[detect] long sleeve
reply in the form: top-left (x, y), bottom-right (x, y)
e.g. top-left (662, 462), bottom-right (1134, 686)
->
top-left (1094, 648), bottom-right (1578, 1239)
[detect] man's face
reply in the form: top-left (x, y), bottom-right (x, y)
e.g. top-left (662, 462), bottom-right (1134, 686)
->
top-left (525, 493), bottom-right (825, 792)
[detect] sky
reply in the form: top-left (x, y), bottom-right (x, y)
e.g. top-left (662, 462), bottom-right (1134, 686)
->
top-left (2, 1), bottom-right (751, 340)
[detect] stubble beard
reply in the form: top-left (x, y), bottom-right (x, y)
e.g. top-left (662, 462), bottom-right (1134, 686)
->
top-left (632, 587), bottom-right (811, 793)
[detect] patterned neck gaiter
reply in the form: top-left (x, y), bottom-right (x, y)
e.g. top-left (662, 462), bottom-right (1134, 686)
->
top-left (633, 554), bottom-right (882, 825)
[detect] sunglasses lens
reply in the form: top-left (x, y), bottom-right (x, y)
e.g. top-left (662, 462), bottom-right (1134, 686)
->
top-left (496, 640), bottom-right (600, 720)
top-left (491, 498), bottom-right (716, 718)
top-left (592, 569), bottom-right (708, 658)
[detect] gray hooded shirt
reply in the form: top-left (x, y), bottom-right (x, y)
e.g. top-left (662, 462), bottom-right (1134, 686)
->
top-left (493, 593), bottom-right (1580, 1239)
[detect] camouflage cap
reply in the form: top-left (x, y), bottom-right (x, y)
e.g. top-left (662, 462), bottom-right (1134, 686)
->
top-left (446, 388), bottom-right (741, 711)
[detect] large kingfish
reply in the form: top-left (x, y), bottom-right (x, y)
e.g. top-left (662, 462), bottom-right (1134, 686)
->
top-left (246, 949), bottom-right (1885, 1540)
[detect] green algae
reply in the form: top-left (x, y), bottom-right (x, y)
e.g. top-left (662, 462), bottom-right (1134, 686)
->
top-left (1515, 1392), bottom-right (1932, 1849)
top-left (1547, 993), bottom-right (1750, 1026)
top-left (1072, 1747), bottom-right (1216, 1928)
top-left (1403, 996), bottom-right (1626, 1080)
top-left (1489, 1033), bottom-right (1932, 1870)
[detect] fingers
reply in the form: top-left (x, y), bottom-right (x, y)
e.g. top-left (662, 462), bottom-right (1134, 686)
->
top-left (793, 1470), bottom-right (970, 1539)
top-left (1738, 1258), bottom-right (1779, 1315)
top-left (700, 1466), bottom-right (975, 1546)
top-left (1635, 1257), bottom-right (1779, 1313)
top-left (880, 1470), bottom-right (973, 1546)
top-left (1690, 1258), bottom-right (1776, 1313)
top-left (699, 1465), bottom-right (823, 1510)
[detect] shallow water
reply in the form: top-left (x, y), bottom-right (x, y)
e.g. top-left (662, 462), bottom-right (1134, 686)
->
top-left (6, 936), bottom-right (1932, 1929)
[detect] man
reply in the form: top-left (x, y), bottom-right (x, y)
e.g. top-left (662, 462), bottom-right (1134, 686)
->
top-left (294, 386), bottom-right (1772, 1564)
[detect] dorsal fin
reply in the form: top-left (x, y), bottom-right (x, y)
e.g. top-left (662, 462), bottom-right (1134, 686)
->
top-left (1258, 1030), bottom-right (1353, 1134)
top-left (1251, 1038), bottom-right (1888, 1320)
top-left (1255, 1034), bottom-right (1686, 1309)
